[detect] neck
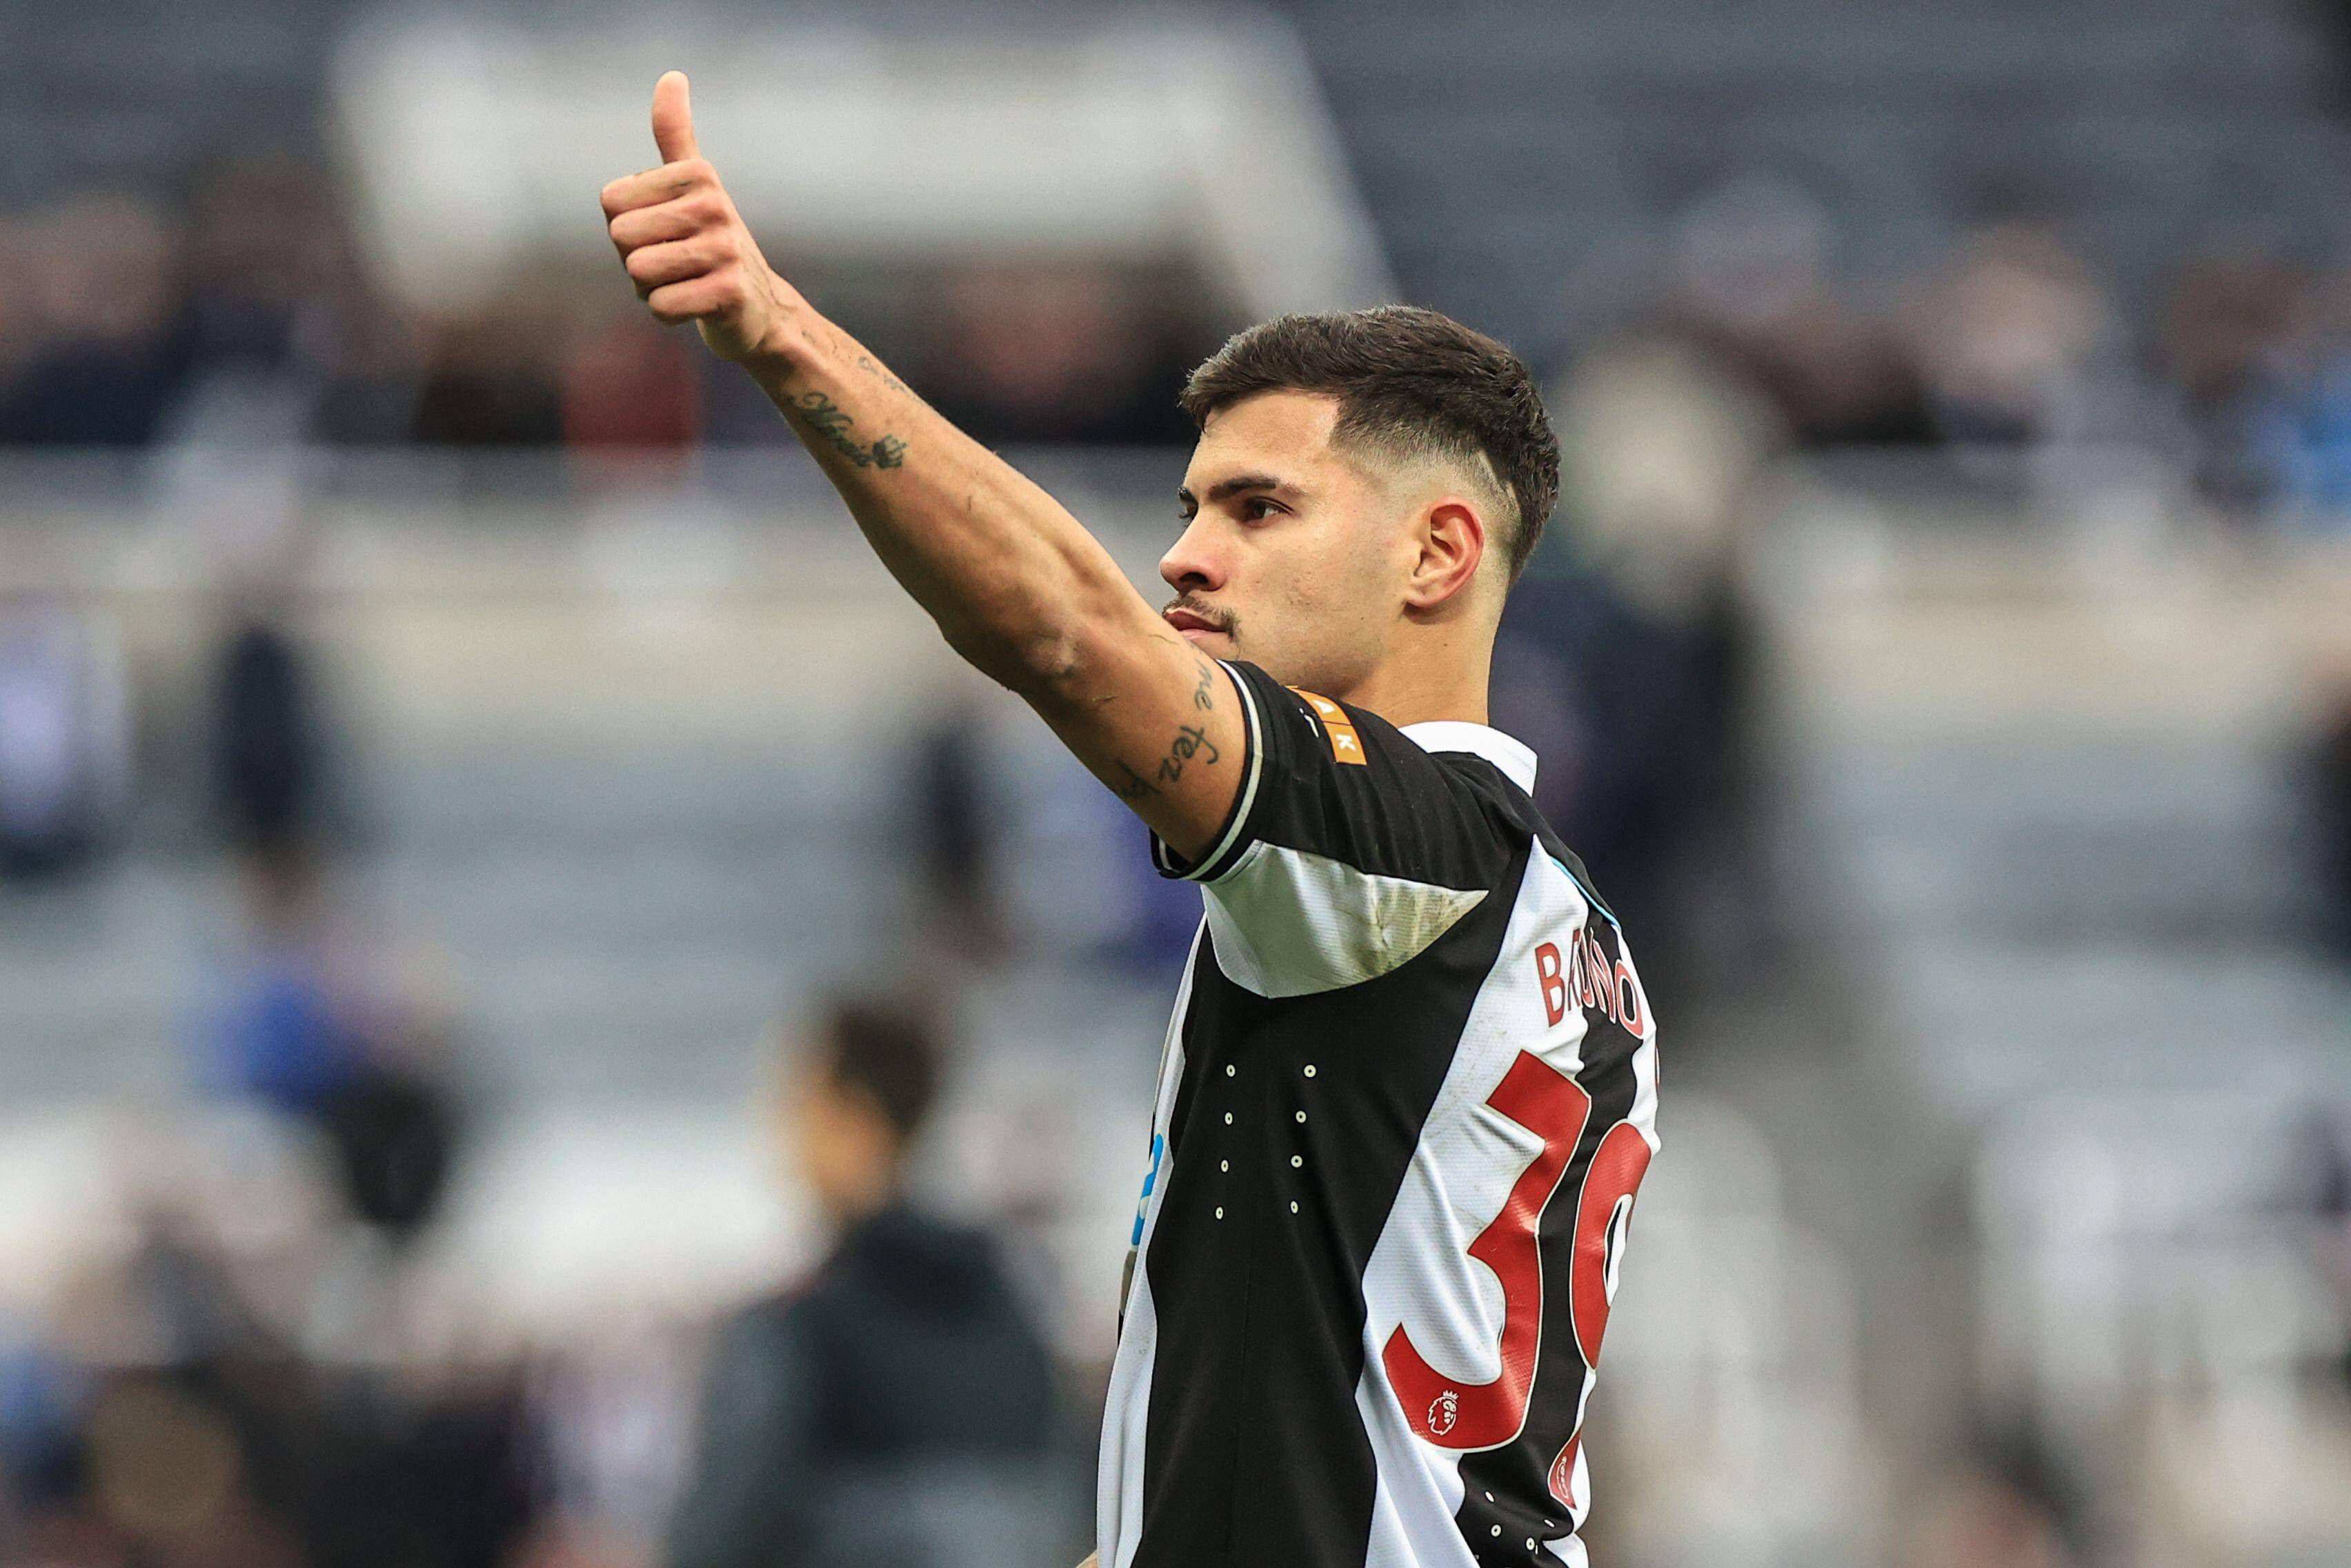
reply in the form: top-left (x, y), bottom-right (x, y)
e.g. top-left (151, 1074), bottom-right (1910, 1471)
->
top-left (1337, 624), bottom-right (1492, 729)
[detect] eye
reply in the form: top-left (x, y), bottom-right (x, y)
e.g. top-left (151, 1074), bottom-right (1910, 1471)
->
top-left (1240, 495), bottom-right (1284, 522)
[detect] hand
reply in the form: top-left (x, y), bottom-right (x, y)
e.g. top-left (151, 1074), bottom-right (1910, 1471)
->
top-left (600, 71), bottom-right (803, 362)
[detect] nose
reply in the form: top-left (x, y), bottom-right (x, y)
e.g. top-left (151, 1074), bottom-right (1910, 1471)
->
top-left (1160, 515), bottom-right (1229, 597)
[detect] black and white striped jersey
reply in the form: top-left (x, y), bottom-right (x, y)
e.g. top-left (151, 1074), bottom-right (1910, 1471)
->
top-left (1098, 659), bottom-right (1662, 1568)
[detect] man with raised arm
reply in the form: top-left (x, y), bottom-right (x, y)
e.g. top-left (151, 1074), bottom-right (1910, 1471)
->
top-left (604, 72), bottom-right (1662, 1568)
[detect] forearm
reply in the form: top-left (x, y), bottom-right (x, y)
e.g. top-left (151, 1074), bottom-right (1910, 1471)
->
top-left (744, 307), bottom-right (1151, 697)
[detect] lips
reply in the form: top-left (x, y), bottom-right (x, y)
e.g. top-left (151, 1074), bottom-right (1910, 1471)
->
top-left (1164, 606), bottom-right (1228, 637)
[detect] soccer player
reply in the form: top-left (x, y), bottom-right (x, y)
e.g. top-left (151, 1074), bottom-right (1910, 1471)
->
top-left (603, 72), bottom-right (1661, 1568)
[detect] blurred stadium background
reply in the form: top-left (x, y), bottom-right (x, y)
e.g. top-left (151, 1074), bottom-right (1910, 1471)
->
top-left (3, 1), bottom-right (2351, 1564)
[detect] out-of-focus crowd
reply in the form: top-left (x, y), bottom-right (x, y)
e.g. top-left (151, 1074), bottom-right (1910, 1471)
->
top-left (16, 155), bottom-right (2351, 531)
top-left (0, 156), bottom-right (1209, 461)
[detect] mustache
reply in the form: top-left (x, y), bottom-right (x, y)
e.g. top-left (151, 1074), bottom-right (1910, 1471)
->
top-left (1164, 595), bottom-right (1237, 634)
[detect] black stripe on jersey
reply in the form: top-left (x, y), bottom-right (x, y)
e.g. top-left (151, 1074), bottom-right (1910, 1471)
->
top-left (1153, 661), bottom-right (1508, 895)
top-left (1132, 833), bottom-right (1534, 1568)
top-left (1451, 828), bottom-right (1646, 1562)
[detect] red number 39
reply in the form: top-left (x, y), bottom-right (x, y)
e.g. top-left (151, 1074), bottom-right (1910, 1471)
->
top-left (1380, 1049), bottom-right (1651, 1505)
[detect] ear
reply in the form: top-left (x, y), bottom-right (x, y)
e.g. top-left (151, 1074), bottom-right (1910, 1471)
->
top-left (1403, 497), bottom-right (1487, 612)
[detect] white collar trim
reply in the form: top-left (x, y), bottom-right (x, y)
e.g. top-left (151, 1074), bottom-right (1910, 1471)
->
top-left (1400, 720), bottom-right (1539, 793)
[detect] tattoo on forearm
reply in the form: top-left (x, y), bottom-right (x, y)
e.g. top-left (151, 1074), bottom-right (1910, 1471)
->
top-left (789, 390), bottom-right (907, 469)
top-left (1112, 762), bottom-right (1161, 802)
top-left (1192, 661), bottom-right (1216, 711)
top-left (1155, 724), bottom-right (1220, 785)
top-left (855, 354), bottom-right (909, 395)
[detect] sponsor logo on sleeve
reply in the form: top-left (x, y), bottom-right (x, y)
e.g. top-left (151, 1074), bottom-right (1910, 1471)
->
top-left (1290, 688), bottom-right (1368, 766)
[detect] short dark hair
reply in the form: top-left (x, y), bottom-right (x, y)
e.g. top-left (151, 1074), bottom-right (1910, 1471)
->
top-left (1179, 306), bottom-right (1560, 582)
top-left (815, 999), bottom-right (942, 1144)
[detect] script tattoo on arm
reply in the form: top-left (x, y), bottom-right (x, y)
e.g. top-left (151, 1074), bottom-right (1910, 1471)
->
top-left (789, 390), bottom-right (907, 469)
top-left (1153, 724), bottom-right (1219, 785)
top-left (1192, 659), bottom-right (1217, 711)
top-left (1110, 712), bottom-right (1224, 804)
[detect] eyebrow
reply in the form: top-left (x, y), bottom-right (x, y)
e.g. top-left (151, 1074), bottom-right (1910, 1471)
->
top-left (1178, 473), bottom-right (1289, 509)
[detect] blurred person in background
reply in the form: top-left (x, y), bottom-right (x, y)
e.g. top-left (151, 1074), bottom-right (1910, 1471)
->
top-left (1900, 1431), bottom-right (2092, 1568)
top-left (0, 575), bottom-right (134, 884)
top-left (0, 192), bottom-right (192, 446)
top-left (2157, 250), bottom-right (2312, 517)
top-left (3, 1115), bottom-right (533, 1568)
top-left (1672, 176), bottom-right (1932, 447)
top-left (562, 313), bottom-right (708, 476)
top-left (916, 261), bottom-right (1200, 447)
top-left (161, 153), bottom-right (346, 450)
top-left (666, 999), bottom-right (1059, 1568)
top-left (209, 567), bottom-right (340, 861)
top-left (1908, 219), bottom-right (2110, 449)
top-left (1497, 333), bottom-right (1782, 1004)
top-left (408, 306), bottom-right (566, 447)
top-left (2315, 686), bottom-right (2351, 957)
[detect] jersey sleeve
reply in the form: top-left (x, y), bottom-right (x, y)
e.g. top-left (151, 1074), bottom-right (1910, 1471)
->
top-left (1149, 659), bottom-right (1516, 997)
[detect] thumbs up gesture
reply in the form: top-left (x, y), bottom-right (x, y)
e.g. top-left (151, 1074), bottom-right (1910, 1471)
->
top-left (601, 72), bottom-right (801, 362)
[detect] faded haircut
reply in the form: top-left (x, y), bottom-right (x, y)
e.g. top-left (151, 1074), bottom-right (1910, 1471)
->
top-left (1179, 306), bottom-right (1560, 582)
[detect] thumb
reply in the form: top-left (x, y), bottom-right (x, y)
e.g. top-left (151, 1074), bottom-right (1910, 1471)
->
top-left (650, 70), bottom-right (699, 163)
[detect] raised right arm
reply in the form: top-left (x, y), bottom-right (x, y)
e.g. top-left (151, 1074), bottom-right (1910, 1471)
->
top-left (600, 72), bottom-right (1246, 860)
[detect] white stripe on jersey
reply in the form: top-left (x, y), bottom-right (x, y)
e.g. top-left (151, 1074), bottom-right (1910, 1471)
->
top-left (1202, 843), bottom-right (1490, 998)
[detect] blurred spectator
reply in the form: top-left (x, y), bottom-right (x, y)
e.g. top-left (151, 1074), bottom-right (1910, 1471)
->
top-left (409, 314), bottom-right (566, 446)
top-left (902, 692), bottom-right (1201, 978)
top-left (2158, 250), bottom-right (2312, 514)
top-left (2294, 1109), bottom-right (2351, 1390)
top-left (666, 1000), bottom-right (1059, 1568)
top-left (199, 837), bottom-right (470, 1251)
top-left (2316, 688), bottom-right (2351, 957)
top-left (1492, 333), bottom-right (1776, 1001)
top-left (161, 155), bottom-right (348, 451)
top-left (0, 219), bottom-right (48, 402)
top-left (0, 582), bottom-right (134, 883)
top-left (10, 1178), bottom-right (537, 1568)
top-left (1909, 220), bottom-right (2110, 447)
top-left (1, 193), bottom-right (192, 446)
top-left (1901, 1431), bottom-right (2092, 1568)
top-left (1672, 177), bottom-right (1932, 446)
top-left (203, 840), bottom-right (369, 1117)
top-left (916, 261), bottom-right (1198, 446)
top-left (180, 157), bottom-right (338, 377)
top-left (208, 579), bottom-right (339, 858)
top-left (906, 699), bottom-right (1011, 965)
top-left (310, 294), bottom-right (429, 446)
top-left (562, 317), bottom-right (706, 473)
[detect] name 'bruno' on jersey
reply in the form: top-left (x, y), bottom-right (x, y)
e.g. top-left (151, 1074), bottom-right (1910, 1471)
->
top-left (1098, 658), bottom-right (1661, 1568)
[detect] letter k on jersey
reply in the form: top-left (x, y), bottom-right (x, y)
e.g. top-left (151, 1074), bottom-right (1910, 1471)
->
top-left (1291, 688), bottom-right (1368, 766)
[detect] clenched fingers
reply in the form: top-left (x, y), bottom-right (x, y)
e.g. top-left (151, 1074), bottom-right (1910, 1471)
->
top-left (598, 158), bottom-right (713, 219)
top-left (606, 197), bottom-right (720, 255)
top-left (623, 237), bottom-right (733, 297)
